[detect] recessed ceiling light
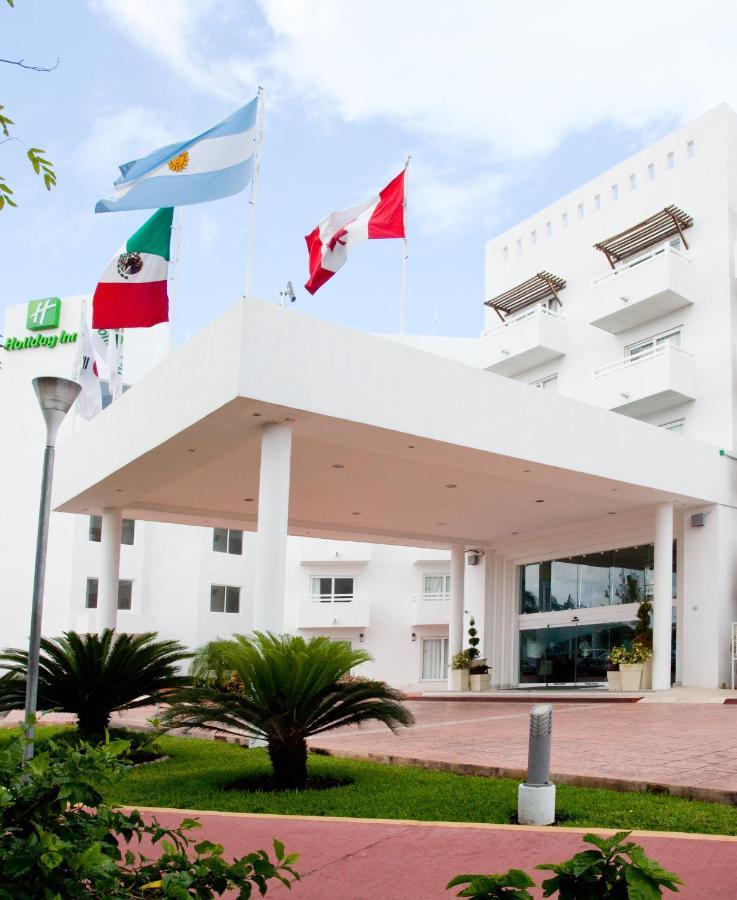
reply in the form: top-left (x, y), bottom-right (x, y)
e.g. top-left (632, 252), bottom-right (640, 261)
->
top-left (437, 521), bottom-right (447, 526)
top-left (244, 497), bottom-right (254, 502)
top-left (252, 412), bottom-right (262, 417)
top-left (612, 488), bottom-right (618, 492)
top-left (408, 445), bottom-right (415, 449)
top-left (115, 489), bottom-right (123, 493)
top-left (523, 469), bottom-right (531, 473)
top-left (511, 531), bottom-right (519, 535)
top-left (332, 463), bottom-right (345, 469)
top-left (535, 499), bottom-right (544, 503)
top-left (284, 416), bottom-right (295, 422)
top-left (445, 483), bottom-right (457, 489)
top-left (352, 511), bottom-right (361, 516)
top-left (607, 511), bottom-right (617, 515)
top-left (188, 448), bottom-right (196, 453)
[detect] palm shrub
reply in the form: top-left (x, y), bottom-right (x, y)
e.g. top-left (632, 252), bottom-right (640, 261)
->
top-left (0, 629), bottom-right (191, 738)
top-left (164, 632), bottom-right (415, 789)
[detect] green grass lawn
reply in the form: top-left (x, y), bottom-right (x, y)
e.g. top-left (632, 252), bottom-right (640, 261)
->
top-left (6, 728), bottom-right (737, 835)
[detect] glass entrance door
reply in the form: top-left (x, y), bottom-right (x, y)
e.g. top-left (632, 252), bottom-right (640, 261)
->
top-left (519, 621), bottom-right (637, 685)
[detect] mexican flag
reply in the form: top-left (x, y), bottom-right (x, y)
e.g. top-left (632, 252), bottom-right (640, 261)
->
top-left (92, 207), bottom-right (173, 328)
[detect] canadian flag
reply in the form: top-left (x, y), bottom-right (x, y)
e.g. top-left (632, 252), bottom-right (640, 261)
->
top-left (304, 170), bottom-right (406, 295)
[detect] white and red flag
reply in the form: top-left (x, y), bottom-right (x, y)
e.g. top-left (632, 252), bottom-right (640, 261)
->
top-left (72, 307), bottom-right (102, 420)
top-left (304, 170), bottom-right (406, 295)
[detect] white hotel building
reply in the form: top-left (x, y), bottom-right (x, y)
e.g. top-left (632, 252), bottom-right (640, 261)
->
top-left (3, 105), bottom-right (737, 691)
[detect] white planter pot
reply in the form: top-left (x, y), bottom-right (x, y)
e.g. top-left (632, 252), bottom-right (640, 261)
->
top-left (469, 673), bottom-right (491, 692)
top-left (607, 670), bottom-right (622, 691)
top-left (641, 657), bottom-right (653, 690)
top-left (449, 668), bottom-right (470, 691)
top-left (620, 663), bottom-right (644, 692)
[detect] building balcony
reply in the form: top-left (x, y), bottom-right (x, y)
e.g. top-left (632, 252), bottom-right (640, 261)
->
top-left (296, 596), bottom-right (371, 629)
top-left (298, 538), bottom-right (372, 563)
top-left (411, 597), bottom-right (450, 626)
top-left (481, 306), bottom-right (567, 376)
top-left (590, 244), bottom-right (695, 334)
top-left (593, 344), bottom-right (696, 417)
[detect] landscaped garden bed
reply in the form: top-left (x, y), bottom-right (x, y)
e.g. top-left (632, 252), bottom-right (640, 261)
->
top-left (6, 729), bottom-right (726, 836)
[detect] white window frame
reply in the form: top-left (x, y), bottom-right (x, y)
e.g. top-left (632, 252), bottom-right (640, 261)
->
top-left (626, 327), bottom-right (681, 361)
top-left (420, 637), bottom-right (450, 681)
top-left (212, 527), bottom-right (243, 555)
top-left (660, 418), bottom-right (685, 433)
top-left (422, 574), bottom-right (451, 601)
top-left (311, 575), bottom-right (355, 603)
top-left (85, 577), bottom-right (133, 611)
top-left (530, 373), bottom-right (558, 392)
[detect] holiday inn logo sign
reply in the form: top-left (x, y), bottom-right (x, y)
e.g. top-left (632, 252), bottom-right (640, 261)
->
top-left (3, 297), bottom-right (77, 352)
top-left (27, 297), bottom-right (61, 330)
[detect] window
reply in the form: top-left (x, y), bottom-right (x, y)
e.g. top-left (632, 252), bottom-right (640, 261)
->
top-left (577, 203), bottom-right (584, 220)
top-left (561, 212), bottom-right (568, 229)
top-left (421, 637), bottom-right (449, 680)
top-left (311, 576), bottom-right (354, 602)
top-left (85, 577), bottom-right (132, 610)
top-left (516, 238), bottom-right (522, 254)
top-left (89, 515), bottom-right (135, 545)
top-left (667, 151), bottom-right (675, 169)
top-left (121, 520), bottom-right (135, 545)
top-left (210, 584), bottom-right (241, 613)
top-left (661, 418), bottom-right (685, 434)
top-left (423, 574), bottom-right (451, 601)
top-left (687, 140), bottom-right (695, 159)
top-left (530, 230), bottom-right (537, 246)
top-left (545, 221), bottom-right (552, 238)
top-left (594, 194), bottom-right (601, 211)
top-left (531, 374), bottom-right (558, 392)
top-left (648, 162), bottom-right (655, 180)
top-left (629, 173), bottom-right (636, 190)
top-left (611, 183), bottom-right (619, 201)
top-left (626, 328), bottom-right (681, 361)
top-left (212, 528), bottom-right (243, 555)
top-left (502, 245), bottom-right (509, 261)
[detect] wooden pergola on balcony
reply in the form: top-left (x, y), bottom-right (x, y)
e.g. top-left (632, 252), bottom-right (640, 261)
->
top-left (484, 272), bottom-right (566, 323)
top-left (594, 205), bottom-right (693, 269)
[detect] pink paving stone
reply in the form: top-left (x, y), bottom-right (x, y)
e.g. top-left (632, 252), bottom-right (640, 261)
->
top-left (309, 700), bottom-right (737, 801)
top-left (135, 809), bottom-right (737, 899)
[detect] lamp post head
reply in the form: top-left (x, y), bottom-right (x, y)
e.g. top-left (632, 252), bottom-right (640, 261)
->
top-left (32, 377), bottom-right (81, 446)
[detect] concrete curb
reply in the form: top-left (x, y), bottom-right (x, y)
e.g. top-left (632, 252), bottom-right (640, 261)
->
top-left (311, 746), bottom-right (737, 807)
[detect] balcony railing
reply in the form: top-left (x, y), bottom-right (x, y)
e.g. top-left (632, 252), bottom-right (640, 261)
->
top-left (592, 343), bottom-right (692, 380)
top-left (591, 242), bottom-right (689, 289)
top-left (482, 303), bottom-right (563, 338)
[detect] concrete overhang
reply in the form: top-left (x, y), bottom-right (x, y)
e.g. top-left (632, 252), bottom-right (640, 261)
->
top-left (53, 300), bottom-right (737, 549)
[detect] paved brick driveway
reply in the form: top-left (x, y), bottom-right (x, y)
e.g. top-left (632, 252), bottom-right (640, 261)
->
top-left (310, 700), bottom-right (737, 803)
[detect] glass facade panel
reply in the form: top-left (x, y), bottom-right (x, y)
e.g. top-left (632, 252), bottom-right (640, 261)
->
top-left (519, 621), bottom-right (637, 684)
top-left (121, 520), bottom-right (135, 545)
top-left (519, 544), bottom-right (668, 614)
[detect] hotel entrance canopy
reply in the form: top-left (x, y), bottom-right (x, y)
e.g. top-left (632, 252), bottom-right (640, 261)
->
top-left (53, 300), bottom-right (731, 548)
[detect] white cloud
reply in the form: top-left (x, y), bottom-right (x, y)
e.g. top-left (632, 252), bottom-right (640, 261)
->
top-left (410, 163), bottom-right (508, 237)
top-left (87, 0), bottom-right (258, 101)
top-left (75, 106), bottom-right (175, 180)
top-left (256, 0), bottom-right (736, 160)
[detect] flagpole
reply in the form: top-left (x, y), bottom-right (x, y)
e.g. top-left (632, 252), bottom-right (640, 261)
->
top-left (243, 86), bottom-right (265, 301)
top-left (399, 155), bottom-right (411, 340)
top-left (168, 206), bottom-right (184, 330)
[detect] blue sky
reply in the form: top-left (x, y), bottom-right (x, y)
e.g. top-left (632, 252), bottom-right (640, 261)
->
top-left (2, 1), bottom-right (734, 345)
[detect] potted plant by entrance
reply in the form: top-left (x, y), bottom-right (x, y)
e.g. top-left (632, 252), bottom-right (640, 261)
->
top-left (634, 598), bottom-right (654, 690)
top-left (618, 642), bottom-right (652, 691)
top-left (467, 617), bottom-right (486, 668)
top-left (469, 662), bottom-right (492, 692)
top-left (449, 650), bottom-right (471, 692)
top-left (607, 646), bottom-right (624, 691)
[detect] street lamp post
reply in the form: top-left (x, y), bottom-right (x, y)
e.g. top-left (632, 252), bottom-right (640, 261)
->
top-left (572, 616), bottom-right (580, 685)
top-left (23, 377), bottom-right (80, 762)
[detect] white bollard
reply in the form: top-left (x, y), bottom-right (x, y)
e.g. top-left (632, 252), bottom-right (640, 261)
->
top-left (517, 703), bottom-right (556, 825)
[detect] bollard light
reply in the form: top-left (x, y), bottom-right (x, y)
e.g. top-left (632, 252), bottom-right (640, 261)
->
top-left (517, 703), bottom-right (556, 825)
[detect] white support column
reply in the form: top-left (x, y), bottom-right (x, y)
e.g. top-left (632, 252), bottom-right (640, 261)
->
top-left (652, 502), bottom-right (674, 690)
top-left (254, 423), bottom-right (292, 634)
top-left (97, 508), bottom-right (122, 634)
top-left (448, 544), bottom-right (465, 688)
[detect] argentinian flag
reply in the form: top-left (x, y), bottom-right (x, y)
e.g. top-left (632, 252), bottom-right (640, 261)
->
top-left (95, 97), bottom-right (259, 213)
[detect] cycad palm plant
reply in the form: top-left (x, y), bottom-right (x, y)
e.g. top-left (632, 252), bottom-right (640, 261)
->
top-left (165, 632), bottom-right (414, 789)
top-left (0, 629), bottom-right (191, 738)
